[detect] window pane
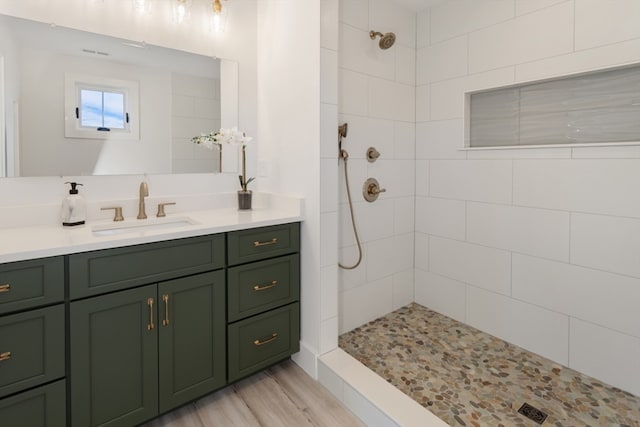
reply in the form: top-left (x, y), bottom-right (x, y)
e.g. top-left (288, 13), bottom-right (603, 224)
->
top-left (80, 89), bottom-right (103, 127)
top-left (103, 92), bottom-right (125, 129)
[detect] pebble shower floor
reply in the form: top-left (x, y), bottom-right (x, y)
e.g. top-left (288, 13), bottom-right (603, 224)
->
top-left (339, 304), bottom-right (640, 426)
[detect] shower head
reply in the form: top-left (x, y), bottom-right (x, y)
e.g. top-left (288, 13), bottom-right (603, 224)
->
top-left (369, 30), bottom-right (396, 50)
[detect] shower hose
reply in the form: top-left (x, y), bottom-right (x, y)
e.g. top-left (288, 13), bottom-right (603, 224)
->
top-left (339, 150), bottom-right (363, 270)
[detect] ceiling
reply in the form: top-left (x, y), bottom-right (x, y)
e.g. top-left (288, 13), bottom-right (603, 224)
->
top-left (392, 0), bottom-right (447, 12)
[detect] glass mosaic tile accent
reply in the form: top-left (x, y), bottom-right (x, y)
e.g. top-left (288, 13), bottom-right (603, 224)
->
top-left (469, 65), bottom-right (640, 147)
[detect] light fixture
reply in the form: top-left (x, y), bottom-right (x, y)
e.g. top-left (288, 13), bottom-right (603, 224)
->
top-left (173, 0), bottom-right (192, 24)
top-left (210, 0), bottom-right (228, 33)
top-left (132, 0), bottom-right (152, 14)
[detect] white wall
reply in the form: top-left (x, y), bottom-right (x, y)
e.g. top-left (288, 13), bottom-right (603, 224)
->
top-left (338, 0), bottom-right (416, 333)
top-left (0, 0), bottom-right (256, 206)
top-left (415, 0), bottom-right (640, 396)
top-left (256, 0), bottom-right (323, 375)
top-left (319, 0), bottom-right (339, 357)
top-left (0, 18), bottom-right (19, 176)
top-left (171, 73), bottom-right (221, 174)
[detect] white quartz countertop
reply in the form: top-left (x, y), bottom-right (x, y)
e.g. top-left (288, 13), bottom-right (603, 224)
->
top-left (0, 192), bottom-right (303, 264)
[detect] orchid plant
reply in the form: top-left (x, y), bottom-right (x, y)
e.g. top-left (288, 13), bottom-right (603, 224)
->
top-left (192, 127), bottom-right (254, 191)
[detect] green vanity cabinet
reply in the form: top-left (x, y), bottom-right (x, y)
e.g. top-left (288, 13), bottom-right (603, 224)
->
top-left (70, 271), bottom-right (226, 427)
top-left (0, 221), bottom-right (300, 426)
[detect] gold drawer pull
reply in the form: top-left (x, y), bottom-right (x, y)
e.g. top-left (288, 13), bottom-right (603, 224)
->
top-left (0, 284), bottom-right (10, 293)
top-left (162, 294), bottom-right (170, 327)
top-left (0, 351), bottom-right (11, 362)
top-left (254, 333), bottom-right (278, 346)
top-left (253, 281), bottom-right (278, 292)
top-left (147, 298), bottom-right (155, 331)
top-left (253, 238), bottom-right (278, 248)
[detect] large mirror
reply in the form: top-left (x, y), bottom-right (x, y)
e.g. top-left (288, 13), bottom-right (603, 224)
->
top-left (0, 14), bottom-right (238, 177)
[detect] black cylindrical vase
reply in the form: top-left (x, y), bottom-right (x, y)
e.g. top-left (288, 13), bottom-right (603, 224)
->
top-left (237, 190), bottom-right (252, 210)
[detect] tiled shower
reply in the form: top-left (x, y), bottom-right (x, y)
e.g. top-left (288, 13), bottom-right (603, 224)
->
top-left (335, 0), bottom-right (640, 398)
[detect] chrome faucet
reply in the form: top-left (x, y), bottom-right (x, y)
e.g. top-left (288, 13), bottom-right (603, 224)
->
top-left (137, 181), bottom-right (149, 219)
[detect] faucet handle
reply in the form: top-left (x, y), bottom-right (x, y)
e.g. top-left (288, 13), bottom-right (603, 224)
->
top-left (101, 206), bottom-right (124, 222)
top-left (156, 202), bottom-right (176, 218)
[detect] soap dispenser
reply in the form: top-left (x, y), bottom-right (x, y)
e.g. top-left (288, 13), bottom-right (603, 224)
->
top-left (61, 182), bottom-right (86, 226)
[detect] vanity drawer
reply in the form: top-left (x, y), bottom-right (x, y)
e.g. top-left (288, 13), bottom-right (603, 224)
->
top-left (0, 305), bottom-right (65, 398)
top-left (227, 254), bottom-right (300, 322)
top-left (0, 379), bottom-right (66, 427)
top-left (0, 257), bottom-right (64, 315)
top-left (227, 302), bottom-right (300, 382)
top-left (227, 223), bottom-right (300, 266)
top-left (69, 234), bottom-right (225, 299)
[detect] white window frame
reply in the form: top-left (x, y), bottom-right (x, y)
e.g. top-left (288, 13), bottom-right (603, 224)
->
top-left (65, 73), bottom-right (139, 140)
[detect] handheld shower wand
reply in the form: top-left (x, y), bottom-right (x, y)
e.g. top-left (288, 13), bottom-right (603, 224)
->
top-left (338, 122), bottom-right (363, 270)
top-left (338, 123), bottom-right (348, 158)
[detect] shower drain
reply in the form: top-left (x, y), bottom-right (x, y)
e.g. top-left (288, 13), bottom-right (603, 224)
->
top-left (517, 402), bottom-right (548, 424)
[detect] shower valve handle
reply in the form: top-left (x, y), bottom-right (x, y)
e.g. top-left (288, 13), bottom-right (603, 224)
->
top-left (369, 184), bottom-right (386, 194)
top-left (363, 178), bottom-right (386, 202)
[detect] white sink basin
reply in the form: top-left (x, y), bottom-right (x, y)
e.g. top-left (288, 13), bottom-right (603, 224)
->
top-left (92, 216), bottom-right (199, 236)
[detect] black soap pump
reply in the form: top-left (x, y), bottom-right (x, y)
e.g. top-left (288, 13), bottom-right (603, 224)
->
top-left (61, 182), bottom-right (86, 226)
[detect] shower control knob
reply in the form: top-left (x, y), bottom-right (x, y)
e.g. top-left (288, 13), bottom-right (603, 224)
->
top-left (363, 178), bottom-right (386, 202)
top-left (366, 147), bottom-right (381, 163)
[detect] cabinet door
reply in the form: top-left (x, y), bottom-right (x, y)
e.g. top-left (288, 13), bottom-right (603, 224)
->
top-left (228, 302), bottom-right (300, 383)
top-left (158, 270), bottom-right (226, 413)
top-left (227, 254), bottom-right (300, 322)
top-left (69, 235), bottom-right (225, 300)
top-left (0, 305), bottom-right (65, 398)
top-left (0, 379), bottom-right (66, 427)
top-left (70, 285), bottom-right (158, 427)
top-left (227, 223), bottom-right (300, 266)
top-left (0, 256), bottom-right (64, 315)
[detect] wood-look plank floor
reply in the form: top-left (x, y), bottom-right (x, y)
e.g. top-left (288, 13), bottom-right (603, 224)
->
top-left (142, 360), bottom-right (364, 427)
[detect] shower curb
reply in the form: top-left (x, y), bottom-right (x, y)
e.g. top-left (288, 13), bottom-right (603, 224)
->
top-left (318, 348), bottom-right (448, 427)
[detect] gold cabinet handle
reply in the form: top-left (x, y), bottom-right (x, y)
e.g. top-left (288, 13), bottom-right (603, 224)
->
top-left (147, 298), bottom-right (155, 330)
top-left (162, 294), bottom-right (170, 326)
top-left (254, 238), bottom-right (278, 248)
top-left (254, 333), bottom-right (278, 346)
top-left (253, 281), bottom-right (278, 292)
top-left (0, 284), bottom-right (10, 293)
top-left (0, 351), bottom-right (11, 362)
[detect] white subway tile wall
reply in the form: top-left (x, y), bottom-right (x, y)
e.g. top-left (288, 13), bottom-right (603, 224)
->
top-left (569, 318), bottom-right (640, 397)
top-left (414, 270), bottom-right (466, 323)
top-left (414, 0), bottom-right (640, 395)
top-left (338, 0), bottom-right (416, 334)
top-left (465, 286), bottom-right (570, 365)
top-left (319, 0), bottom-right (339, 355)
